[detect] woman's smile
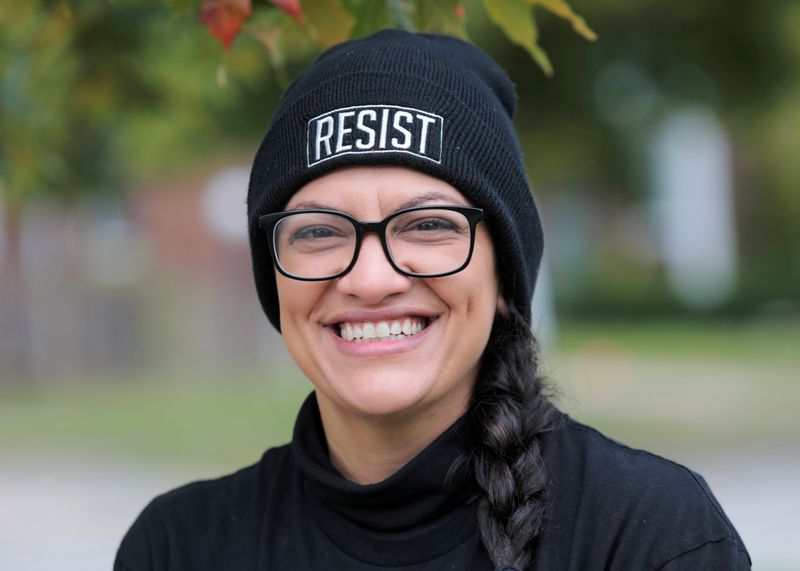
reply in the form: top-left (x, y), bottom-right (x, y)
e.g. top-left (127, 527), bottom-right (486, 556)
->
top-left (323, 307), bottom-right (434, 343)
top-left (324, 313), bottom-right (436, 360)
top-left (336, 316), bottom-right (429, 342)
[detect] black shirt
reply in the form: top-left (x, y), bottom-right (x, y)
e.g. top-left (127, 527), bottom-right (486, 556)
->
top-left (115, 393), bottom-right (750, 570)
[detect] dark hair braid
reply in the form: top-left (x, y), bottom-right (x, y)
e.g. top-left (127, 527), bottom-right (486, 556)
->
top-left (452, 305), bottom-right (560, 570)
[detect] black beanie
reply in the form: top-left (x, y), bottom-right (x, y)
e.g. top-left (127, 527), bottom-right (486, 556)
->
top-left (247, 29), bottom-right (543, 331)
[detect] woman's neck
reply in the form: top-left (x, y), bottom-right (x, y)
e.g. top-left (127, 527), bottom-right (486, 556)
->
top-left (317, 394), bottom-right (467, 485)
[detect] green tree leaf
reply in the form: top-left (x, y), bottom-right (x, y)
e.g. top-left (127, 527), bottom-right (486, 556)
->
top-left (483, 0), bottom-right (553, 76)
top-left (526, 0), bottom-right (597, 41)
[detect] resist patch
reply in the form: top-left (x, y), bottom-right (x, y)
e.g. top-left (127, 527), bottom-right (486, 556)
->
top-left (306, 105), bottom-right (444, 167)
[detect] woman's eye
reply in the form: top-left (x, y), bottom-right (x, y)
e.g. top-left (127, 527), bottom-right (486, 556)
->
top-left (409, 218), bottom-right (458, 232)
top-left (416, 220), bottom-right (446, 231)
top-left (291, 226), bottom-right (339, 242)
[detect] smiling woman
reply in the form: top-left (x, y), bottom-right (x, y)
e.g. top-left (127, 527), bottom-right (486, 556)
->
top-left (275, 167), bottom-right (499, 449)
top-left (115, 29), bottom-right (751, 571)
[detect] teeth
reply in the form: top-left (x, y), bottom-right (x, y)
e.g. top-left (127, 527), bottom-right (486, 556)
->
top-left (337, 317), bottom-right (428, 342)
top-left (376, 321), bottom-right (390, 337)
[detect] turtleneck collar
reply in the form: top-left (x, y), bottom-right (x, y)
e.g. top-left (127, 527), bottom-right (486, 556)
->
top-left (290, 392), bottom-right (478, 566)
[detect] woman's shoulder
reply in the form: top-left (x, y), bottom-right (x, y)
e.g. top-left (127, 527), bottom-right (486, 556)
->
top-left (547, 415), bottom-right (714, 492)
top-left (147, 442), bottom-right (293, 511)
top-left (544, 415), bottom-right (736, 520)
top-left (537, 415), bottom-right (751, 569)
top-left (115, 443), bottom-right (295, 570)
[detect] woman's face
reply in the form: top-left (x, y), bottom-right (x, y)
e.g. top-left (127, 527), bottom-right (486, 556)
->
top-left (276, 166), bottom-right (501, 422)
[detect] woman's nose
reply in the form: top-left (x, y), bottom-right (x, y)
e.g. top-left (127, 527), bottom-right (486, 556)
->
top-left (335, 234), bottom-right (413, 302)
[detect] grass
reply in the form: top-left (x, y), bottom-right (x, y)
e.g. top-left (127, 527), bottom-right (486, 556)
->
top-left (556, 317), bottom-right (800, 362)
top-left (549, 317), bottom-right (800, 456)
top-left (0, 372), bottom-right (312, 469)
top-left (1, 318), bottom-right (798, 468)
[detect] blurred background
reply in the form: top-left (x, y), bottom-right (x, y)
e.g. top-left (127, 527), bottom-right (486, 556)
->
top-left (1, 0), bottom-right (798, 569)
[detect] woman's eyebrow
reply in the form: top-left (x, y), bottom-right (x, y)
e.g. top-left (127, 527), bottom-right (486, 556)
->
top-left (288, 192), bottom-right (464, 215)
top-left (288, 200), bottom-right (344, 212)
top-left (395, 192), bottom-right (465, 210)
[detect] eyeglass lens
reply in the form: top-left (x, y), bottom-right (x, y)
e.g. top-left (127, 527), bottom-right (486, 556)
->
top-left (272, 209), bottom-right (473, 279)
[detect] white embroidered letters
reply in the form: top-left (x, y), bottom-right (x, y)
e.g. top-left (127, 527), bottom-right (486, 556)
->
top-left (335, 111), bottom-right (355, 153)
top-left (307, 105), bottom-right (444, 166)
top-left (416, 114), bottom-right (437, 154)
top-left (315, 116), bottom-right (334, 161)
top-left (391, 111), bottom-right (413, 149)
top-left (355, 109), bottom-right (376, 149)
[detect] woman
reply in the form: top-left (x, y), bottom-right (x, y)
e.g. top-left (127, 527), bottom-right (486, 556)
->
top-left (116, 30), bottom-right (750, 570)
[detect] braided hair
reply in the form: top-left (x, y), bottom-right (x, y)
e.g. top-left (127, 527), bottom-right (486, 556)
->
top-left (452, 305), bottom-right (560, 570)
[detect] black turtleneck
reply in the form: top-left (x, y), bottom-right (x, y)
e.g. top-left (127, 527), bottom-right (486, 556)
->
top-left (115, 393), bottom-right (750, 570)
top-left (289, 393), bottom-right (481, 567)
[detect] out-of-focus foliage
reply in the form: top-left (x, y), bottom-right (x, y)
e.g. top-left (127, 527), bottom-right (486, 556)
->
top-left (1, 2), bottom-right (140, 207)
top-left (200, 0), bottom-right (255, 48)
top-left (195, 0), bottom-right (594, 74)
top-left (497, 0), bottom-right (800, 310)
top-left (0, 0), bottom-right (282, 208)
top-left (0, 0), bottom-right (593, 207)
top-left (1, 0), bottom-right (797, 311)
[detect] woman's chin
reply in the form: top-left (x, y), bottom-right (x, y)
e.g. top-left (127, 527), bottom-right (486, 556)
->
top-left (323, 377), bottom-right (431, 419)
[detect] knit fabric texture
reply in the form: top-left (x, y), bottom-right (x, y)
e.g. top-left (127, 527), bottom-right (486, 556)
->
top-left (247, 29), bottom-right (543, 331)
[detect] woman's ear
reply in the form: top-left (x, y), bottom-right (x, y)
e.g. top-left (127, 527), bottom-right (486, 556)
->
top-left (496, 294), bottom-right (509, 317)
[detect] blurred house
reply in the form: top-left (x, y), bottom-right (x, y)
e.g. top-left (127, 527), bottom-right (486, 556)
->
top-left (0, 161), bottom-right (287, 384)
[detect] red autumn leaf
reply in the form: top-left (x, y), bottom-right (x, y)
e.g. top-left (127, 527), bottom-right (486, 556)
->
top-left (200, 0), bottom-right (253, 50)
top-left (270, 0), bottom-right (303, 22)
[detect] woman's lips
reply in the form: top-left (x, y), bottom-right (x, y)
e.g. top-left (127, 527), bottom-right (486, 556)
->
top-left (326, 317), bottom-right (435, 358)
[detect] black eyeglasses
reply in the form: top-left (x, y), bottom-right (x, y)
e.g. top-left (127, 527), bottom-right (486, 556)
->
top-left (258, 205), bottom-right (484, 281)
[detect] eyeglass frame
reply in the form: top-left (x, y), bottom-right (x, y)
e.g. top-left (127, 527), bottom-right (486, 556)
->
top-left (258, 205), bottom-right (485, 282)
